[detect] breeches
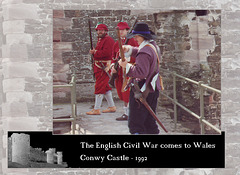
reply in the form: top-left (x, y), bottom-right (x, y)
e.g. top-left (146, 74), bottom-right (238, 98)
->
top-left (128, 81), bottom-right (159, 134)
top-left (94, 71), bottom-right (112, 94)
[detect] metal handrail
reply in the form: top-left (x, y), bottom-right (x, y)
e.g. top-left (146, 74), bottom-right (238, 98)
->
top-left (53, 73), bottom-right (77, 134)
top-left (160, 68), bottom-right (221, 134)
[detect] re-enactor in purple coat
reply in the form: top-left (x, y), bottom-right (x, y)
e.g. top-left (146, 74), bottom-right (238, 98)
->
top-left (119, 22), bottom-right (162, 134)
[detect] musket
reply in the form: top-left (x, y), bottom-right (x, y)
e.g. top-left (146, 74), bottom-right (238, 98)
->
top-left (109, 18), bottom-right (138, 88)
top-left (132, 81), bottom-right (168, 133)
top-left (116, 27), bottom-right (125, 62)
top-left (88, 16), bottom-right (95, 79)
top-left (124, 17), bottom-right (138, 45)
top-left (140, 97), bottom-right (168, 133)
top-left (115, 26), bottom-right (128, 92)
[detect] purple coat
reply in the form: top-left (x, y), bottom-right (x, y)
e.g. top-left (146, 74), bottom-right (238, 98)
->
top-left (126, 40), bottom-right (161, 92)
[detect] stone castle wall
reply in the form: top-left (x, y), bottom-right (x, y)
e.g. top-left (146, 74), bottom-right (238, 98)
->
top-left (153, 10), bottom-right (221, 122)
top-left (29, 147), bottom-right (46, 163)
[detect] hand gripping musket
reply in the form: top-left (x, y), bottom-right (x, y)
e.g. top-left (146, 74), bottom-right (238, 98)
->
top-left (132, 80), bottom-right (168, 133)
top-left (88, 16), bottom-right (95, 79)
top-left (109, 18), bottom-right (138, 88)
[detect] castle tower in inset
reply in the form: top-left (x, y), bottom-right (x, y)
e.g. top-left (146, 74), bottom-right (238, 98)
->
top-left (11, 133), bottom-right (30, 165)
top-left (46, 149), bottom-right (54, 164)
top-left (57, 152), bottom-right (63, 165)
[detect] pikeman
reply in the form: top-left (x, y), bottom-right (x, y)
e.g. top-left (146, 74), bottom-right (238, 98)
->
top-left (86, 23), bottom-right (116, 115)
top-left (111, 22), bottom-right (138, 121)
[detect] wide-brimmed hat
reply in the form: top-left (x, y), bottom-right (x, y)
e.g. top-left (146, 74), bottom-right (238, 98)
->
top-left (116, 22), bottom-right (130, 30)
top-left (126, 22), bottom-right (156, 40)
top-left (95, 23), bottom-right (108, 31)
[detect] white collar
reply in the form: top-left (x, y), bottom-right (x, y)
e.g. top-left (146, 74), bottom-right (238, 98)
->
top-left (139, 40), bottom-right (154, 50)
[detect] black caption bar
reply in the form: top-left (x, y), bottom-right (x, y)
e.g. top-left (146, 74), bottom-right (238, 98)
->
top-left (8, 132), bottom-right (225, 168)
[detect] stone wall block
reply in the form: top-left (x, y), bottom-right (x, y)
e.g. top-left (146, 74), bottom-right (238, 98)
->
top-left (28, 103), bottom-right (50, 117)
top-left (3, 62), bottom-right (39, 79)
top-left (191, 36), bottom-right (215, 50)
top-left (53, 73), bottom-right (68, 83)
top-left (3, 4), bottom-right (39, 20)
top-left (53, 10), bottom-right (65, 18)
top-left (222, 44), bottom-right (239, 57)
top-left (183, 50), bottom-right (199, 63)
top-left (53, 31), bottom-right (62, 42)
top-left (53, 18), bottom-right (72, 30)
top-left (222, 101), bottom-right (240, 114)
top-left (200, 36), bottom-right (215, 50)
top-left (2, 44), bottom-right (28, 61)
top-left (53, 50), bottom-right (63, 64)
top-left (25, 25), bottom-right (48, 34)
top-left (222, 31), bottom-right (240, 44)
top-left (2, 102), bottom-right (28, 117)
top-left (27, 45), bottom-right (52, 61)
top-left (3, 117), bottom-right (39, 130)
top-left (3, 78), bottom-right (25, 92)
top-left (3, 20), bottom-right (25, 34)
top-left (6, 34), bottom-right (32, 45)
top-left (222, 19), bottom-right (240, 31)
top-left (145, 0), bottom-right (180, 8)
top-left (6, 91), bottom-right (33, 103)
top-left (2, 0), bottom-right (23, 5)
top-left (23, 0), bottom-right (45, 3)
top-left (189, 21), bottom-right (209, 37)
top-left (53, 42), bottom-right (72, 51)
top-left (53, 64), bottom-right (69, 74)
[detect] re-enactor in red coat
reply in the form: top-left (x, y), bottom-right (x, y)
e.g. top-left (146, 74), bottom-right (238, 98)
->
top-left (111, 22), bottom-right (138, 121)
top-left (86, 23), bottom-right (116, 115)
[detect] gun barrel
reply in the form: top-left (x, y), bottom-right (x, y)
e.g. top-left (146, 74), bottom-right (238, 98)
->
top-left (124, 17), bottom-right (138, 45)
top-left (88, 18), bottom-right (93, 49)
top-left (88, 16), bottom-right (95, 79)
top-left (116, 27), bottom-right (125, 62)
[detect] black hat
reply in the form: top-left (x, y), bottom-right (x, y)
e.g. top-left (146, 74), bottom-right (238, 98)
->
top-left (126, 22), bottom-right (156, 40)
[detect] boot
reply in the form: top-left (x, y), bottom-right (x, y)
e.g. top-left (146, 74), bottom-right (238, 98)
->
top-left (86, 109), bottom-right (101, 115)
top-left (116, 114), bottom-right (128, 121)
top-left (102, 106), bottom-right (116, 113)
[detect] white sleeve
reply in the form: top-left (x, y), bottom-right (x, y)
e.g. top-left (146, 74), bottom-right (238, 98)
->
top-left (126, 63), bottom-right (132, 74)
top-left (124, 45), bottom-right (133, 59)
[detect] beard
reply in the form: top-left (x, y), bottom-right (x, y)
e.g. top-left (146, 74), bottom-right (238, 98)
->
top-left (97, 33), bottom-right (107, 38)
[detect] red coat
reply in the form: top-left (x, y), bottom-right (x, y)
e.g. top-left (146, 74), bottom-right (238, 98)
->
top-left (112, 38), bottom-right (138, 103)
top-left (93, 34), bottom-right (115, 94)
top-left (93, 34), bottom-right (115, 73)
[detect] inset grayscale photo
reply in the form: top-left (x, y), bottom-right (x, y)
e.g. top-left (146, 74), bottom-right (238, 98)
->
top-left (53, 10), bottom-right (221, 135)
top-left (8, 132), bottom-right (68, 168)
